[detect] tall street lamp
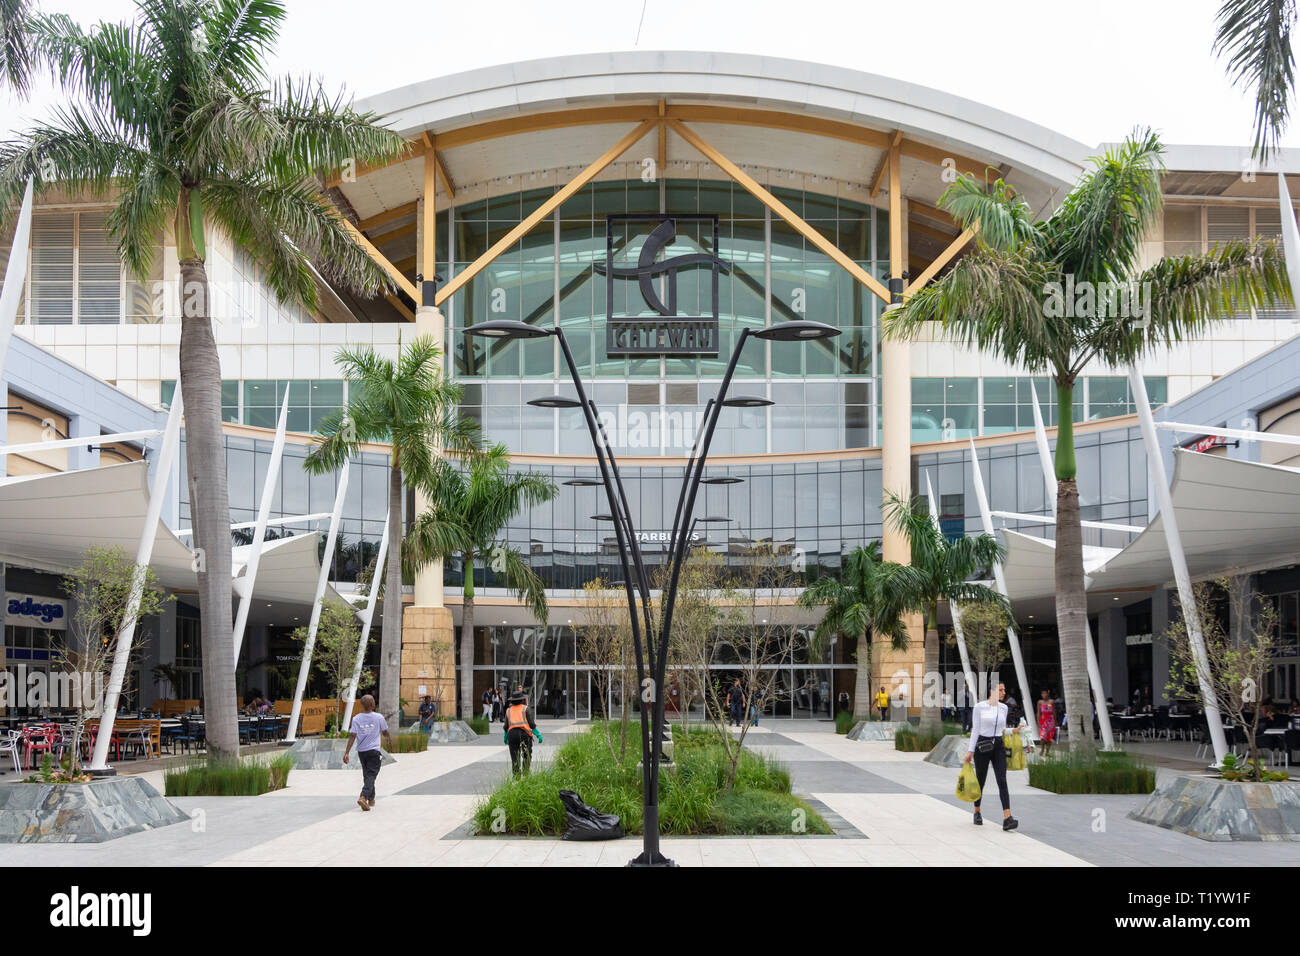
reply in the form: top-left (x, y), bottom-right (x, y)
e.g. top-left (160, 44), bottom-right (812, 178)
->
top-left (466, 318), bottom-right (838, 866)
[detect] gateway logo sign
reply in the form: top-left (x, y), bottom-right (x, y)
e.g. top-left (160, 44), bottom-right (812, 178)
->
top-left (600, 214), bottom-right (730, 357)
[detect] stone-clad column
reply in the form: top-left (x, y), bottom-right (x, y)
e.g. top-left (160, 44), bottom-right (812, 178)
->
top-left (400, 289), bottom-right (457, 718)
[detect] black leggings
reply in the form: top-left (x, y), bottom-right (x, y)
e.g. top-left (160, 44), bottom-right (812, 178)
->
top-left (973, 737), bottom-right (1011, 811)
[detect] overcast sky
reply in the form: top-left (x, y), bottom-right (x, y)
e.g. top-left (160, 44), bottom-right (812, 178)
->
top-left (1, 0), bottom-right (1293, 152)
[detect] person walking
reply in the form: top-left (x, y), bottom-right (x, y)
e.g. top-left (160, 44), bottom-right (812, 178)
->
top-left (875, 685), bottom-right (890, 722)
top-left (1037, 689), bottom-right (1056, 757)
top-left (503, 689), bottom-right (542, 775)
top-left (481, 688), bottom-right (493, 723)
top-left (963, 683), bottom-right (1018, 831)
top-left (726, 679), bottom-right (745, 727)
top-left (491, 687), bottom-right (504, 723)
top-left (342, 694), bottom-right (391, 811)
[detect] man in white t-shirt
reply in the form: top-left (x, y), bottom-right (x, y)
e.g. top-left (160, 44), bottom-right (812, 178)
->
top-left (343, 695), bottom-right (391, 811)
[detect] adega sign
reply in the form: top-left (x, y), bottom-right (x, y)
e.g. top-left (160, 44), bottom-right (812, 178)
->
top-left (5, 593), bottom-right (67, 629)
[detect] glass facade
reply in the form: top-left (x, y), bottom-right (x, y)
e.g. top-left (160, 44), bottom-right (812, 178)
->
top-left (446, 176), bottom-right (882, 455)
top-left (915, 376), bottom-right (1168, 442)
top-left (180, 433), bottom-right (396, 585)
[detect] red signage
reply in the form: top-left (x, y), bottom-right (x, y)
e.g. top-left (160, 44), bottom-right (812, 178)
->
top-left (1184, 434), bottom-right (1230, 454)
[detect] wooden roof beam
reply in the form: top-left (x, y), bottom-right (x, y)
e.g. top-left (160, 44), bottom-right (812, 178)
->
top-left (669, 118), bottom-right (891, 304)
top-left (435, 119), bottom-right (657, 307)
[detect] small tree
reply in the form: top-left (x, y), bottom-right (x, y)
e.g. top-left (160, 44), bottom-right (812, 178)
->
top-left (1165, 576), bottom-right (1279, 781)
top-left (58, 546), bottom-right (169, 776)
top-left (426, 638), bottom-right (453, 720)
top-left (578, 578), bottom-right (634, 761)
top-left (955, 599), bottom-right (1012, 688)
top-left (291, 598), bottom-right (368, 733)
top-left (712, 541), bottom-right (802, 787)
top-left (663, 546), bottom-right (729, 732)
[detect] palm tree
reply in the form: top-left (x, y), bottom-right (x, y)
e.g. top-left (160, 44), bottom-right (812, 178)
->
top-left (0, 0), bottom-right (34, 93)
top-left (407, 443), bottom-right (557, 718)
top-left (304, 336), bottom-right (477, 732)
top-left (883, 491), bottom-right (1006, 731)
top-left (886, 130), bottom-right (1290, 752)
top-left (1214, 0), bottom-right (1296, 160)
top-left (797, 543), bottom-right (914, 721)
top-left (0, 0), bottom-right (407, 761)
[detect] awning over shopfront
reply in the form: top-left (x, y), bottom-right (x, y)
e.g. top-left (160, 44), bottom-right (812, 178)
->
top-left (0, 461), bottom-right (340, 611)
top-left (1000, 450), bottom-right (1300, 602)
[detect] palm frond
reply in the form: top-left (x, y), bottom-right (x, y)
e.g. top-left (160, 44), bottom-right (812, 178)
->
top-left (1053, 129), bottom-right (1164, 282)
top-left (0, 0), bottom-right (36, 94)
top-left (1215, 0), bottom-right (1296, 160)
top-left (938, 173), bottom-right (1037, 254)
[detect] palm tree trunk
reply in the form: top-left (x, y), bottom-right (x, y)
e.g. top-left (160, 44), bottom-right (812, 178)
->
top-left (920, 616), bottom-right (941, 731)
top-left (178, 258), bottom-right (237, 762)
top-left (853, 632), bottom-right (872, 720)
top-left (458, 552), bottom-right (475, 719)
top-left (1055, 477), bottom-right (1095, 755)
top-left (380, 462), bottom-right (403, 730)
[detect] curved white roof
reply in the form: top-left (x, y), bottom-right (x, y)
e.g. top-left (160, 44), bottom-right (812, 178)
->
top-left (356, 51), bottom-right (1089, 191)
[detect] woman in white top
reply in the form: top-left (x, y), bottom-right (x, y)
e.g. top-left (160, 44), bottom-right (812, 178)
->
top-left (963, 682), bottom-right (1019, 831)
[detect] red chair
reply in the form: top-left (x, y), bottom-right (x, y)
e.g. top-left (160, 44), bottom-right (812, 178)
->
top-left (84, 725), bottom-right (121, 763)
top-left (21, 725), bottom-right (57, 770)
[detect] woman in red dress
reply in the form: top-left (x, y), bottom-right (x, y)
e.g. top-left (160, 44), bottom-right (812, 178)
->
top-left (1037, 689), bottom-right (1057, 756)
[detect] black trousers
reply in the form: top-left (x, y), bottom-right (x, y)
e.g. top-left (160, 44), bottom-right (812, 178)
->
top-left (358, 749), bottom-right (382, 801)
top-left (972, 737), bottom-right (1011, 811)
top-left (508, 727), bottom-right (533, 775)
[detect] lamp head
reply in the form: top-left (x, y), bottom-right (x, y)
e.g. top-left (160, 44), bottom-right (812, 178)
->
top-left (754, 320), bottom-right (839, 341)
top-left (528, 395), bottom-right (582, 408)
top-left (464, 320), bottom-right (552, 340)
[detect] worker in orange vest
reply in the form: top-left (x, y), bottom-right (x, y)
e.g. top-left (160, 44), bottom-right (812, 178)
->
top-left (503, 689), bottom-right (542, 775)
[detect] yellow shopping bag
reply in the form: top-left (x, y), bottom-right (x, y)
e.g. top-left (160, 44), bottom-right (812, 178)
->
top-left (1005, 732), bottom-right (1026, 771)
top-left (955, 761), bottom-right (981, 803)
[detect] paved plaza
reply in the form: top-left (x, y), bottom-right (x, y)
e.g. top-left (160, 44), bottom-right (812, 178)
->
top-left (2, 721), bottom-right (1298, 867)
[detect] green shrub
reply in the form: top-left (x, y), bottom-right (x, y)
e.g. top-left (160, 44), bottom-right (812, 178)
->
top-left (894, 722), bottom-right (961, 752)
top-left (835, 711), bottom-right (854, 735)
top-left (164, 752), bottom-right (295, 796)
top-left (467, 714), bottom-right (490, 736)
top-left (472, 722), bottom-right (828, 836)
top-left (711, 789), bottom-right (834, 835)
top-left (389, 731), bottom-right (429, 753)
top-left (1027, 750), bottom-right (1155, 794)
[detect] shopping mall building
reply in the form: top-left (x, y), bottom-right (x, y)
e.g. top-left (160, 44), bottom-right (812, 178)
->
top-left (2, 52), bottom-right (1298, 720)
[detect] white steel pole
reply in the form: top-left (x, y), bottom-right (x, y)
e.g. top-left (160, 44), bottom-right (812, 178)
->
top-left (1028, 383), bottom-right (1057, 518)
top-left (283, 464), bottom-right (350, 744)
top-left (1029, 385), bottom-right (1115, 749)
top-left (1128, 365), bottom-right (1229, 766)
top-left (968, 440), bottom-right (1037, 743)
top-left (924, 472), bottom-right (977, 703)
top-left (1277, 172), bottom-right (1300, 309)
top-left (342, 512), bottom-right (389, 733)
top-left (232, 386), bottom-right (293, 664)
top-left (89, 390), bottom-right (184, 771)
top-left (0, 179), bottom-right (34, 377)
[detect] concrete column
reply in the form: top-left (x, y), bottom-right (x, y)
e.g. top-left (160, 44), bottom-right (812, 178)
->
top-left (1095, 606), bottom-right (1127, 708)
top-left (877, 195), bottom-right (922, 708)
top-left (414, 301), bottom-right (445, 609)
top-left (1151, 586), bottom-right (1172, 706)
top-left (402, 291), bottom-right (457, 720)
top-left (66, 413), bottom-right (99, 471)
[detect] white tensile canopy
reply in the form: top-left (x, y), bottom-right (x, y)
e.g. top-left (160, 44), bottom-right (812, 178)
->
top-left (0, 460), bottom-right (343, 611)
top-left (1000, 450), bottom-right (1300, 601)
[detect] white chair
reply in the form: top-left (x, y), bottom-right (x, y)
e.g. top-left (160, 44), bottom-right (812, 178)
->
top-left (0, 731), bottom-right (21, 774)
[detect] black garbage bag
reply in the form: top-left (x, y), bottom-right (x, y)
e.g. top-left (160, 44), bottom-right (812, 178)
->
top-left (559, 789), bottom-right (625, 841)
